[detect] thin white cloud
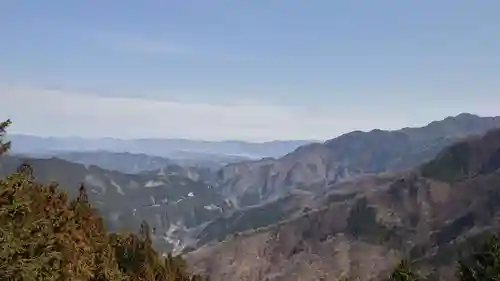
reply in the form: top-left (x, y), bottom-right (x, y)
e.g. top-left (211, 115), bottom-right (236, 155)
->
top-left (89, 31), bottom-right (256, 61)
top-left (91, 32), bottom-right (193, 55)
top-left (1, 87), bottom-right (498, 141)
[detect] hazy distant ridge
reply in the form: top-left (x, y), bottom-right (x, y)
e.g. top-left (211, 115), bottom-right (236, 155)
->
top-left (7, 135), bottom-right (313, 159)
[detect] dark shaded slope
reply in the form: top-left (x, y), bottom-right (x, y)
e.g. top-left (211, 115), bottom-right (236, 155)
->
top-left (421, 128), bottom-right (500, 181)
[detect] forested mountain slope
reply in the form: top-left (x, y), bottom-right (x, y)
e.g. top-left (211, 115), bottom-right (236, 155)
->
top-left (188, 127), bottom-right (500, 281)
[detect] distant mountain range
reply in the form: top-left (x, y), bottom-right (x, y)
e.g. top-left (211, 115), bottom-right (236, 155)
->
top-left (188, 122), bottom-right (500, 281)
top-left (7, 135), bottom-right (313, 159)
top-left (29, 150), bottom-right (250, 173)
top-left (3, 112), bottom-right (500, 281)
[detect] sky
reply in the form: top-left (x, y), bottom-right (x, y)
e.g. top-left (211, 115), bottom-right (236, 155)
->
top-left (0, 1), bottom-right (499, 141)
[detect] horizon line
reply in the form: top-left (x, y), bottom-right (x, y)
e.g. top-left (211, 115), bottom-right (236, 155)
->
top-left (6, 112), bottom-right (495, 144)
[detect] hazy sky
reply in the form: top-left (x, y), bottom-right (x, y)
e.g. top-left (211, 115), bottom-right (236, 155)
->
top-left (1, 1), bottom-right (499, 141)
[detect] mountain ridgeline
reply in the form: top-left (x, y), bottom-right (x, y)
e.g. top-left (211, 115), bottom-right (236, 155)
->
top-left (214, 113), bottom-right (500, 207)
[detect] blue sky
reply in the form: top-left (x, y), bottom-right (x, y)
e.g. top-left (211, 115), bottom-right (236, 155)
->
top-left (1, 1), bottom-right (499, 141)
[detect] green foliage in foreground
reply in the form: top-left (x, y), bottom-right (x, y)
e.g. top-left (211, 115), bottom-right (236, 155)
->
top-left (457, 235), bottom-right (500, 281)
top-left (385, 260), bottom-right (422, 281)
top-left (0, 119), bottom-right (11, 155)
top-left (0, 120), bottom-right (206, 281)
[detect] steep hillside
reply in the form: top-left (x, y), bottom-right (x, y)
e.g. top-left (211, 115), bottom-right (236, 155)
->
top-left (215, 113), bottom-right (500, 208)
top-left (188, 127), bottom-right (500, 281)
top-left (0, 155), bottom-right (232, 254)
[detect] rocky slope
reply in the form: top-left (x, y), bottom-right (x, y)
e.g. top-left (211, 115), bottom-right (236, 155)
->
top-left (187, 127), bottom-right (500, 281)
top-left (215, 113), bottom-right (500, 208)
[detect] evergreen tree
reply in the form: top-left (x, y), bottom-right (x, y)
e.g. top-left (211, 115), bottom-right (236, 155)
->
top-left (0, 119), bottom-right (11, 155)
top-left (70, 184), bottom-right (125, 281)
top-left (385, 260), bottom-right (422, 281)
top-left (0, 168), bottom-right (95, 280)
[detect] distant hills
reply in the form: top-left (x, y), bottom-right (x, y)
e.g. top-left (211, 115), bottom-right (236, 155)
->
top-left (7, 134), bottom-right (312, 160)
top-left (35, 150), bottom-right (247, 173)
